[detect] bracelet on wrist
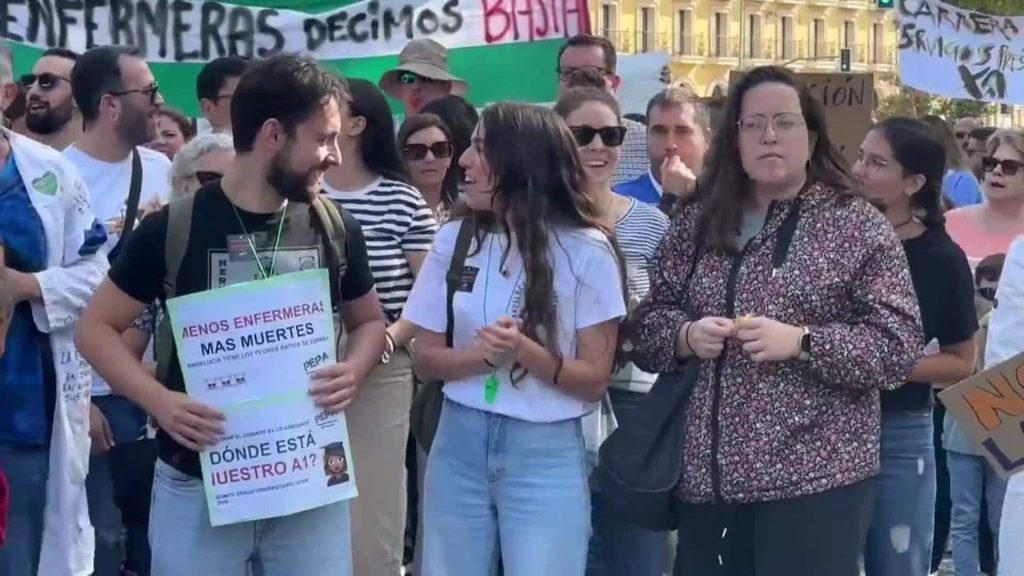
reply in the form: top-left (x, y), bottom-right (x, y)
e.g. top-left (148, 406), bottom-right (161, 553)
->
top-left (552, 356), bottom-right (565, 386)
top-left (683, 321), bottom-right (695, 353)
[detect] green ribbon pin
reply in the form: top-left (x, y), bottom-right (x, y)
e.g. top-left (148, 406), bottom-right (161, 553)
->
top-left (32, 171), bottom-right (58, 196)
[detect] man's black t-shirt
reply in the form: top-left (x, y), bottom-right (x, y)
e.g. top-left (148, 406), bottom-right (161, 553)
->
top-left (109, 183), bottom-right (376, 476)
top-left (882, 227), bottom-right (978, 412)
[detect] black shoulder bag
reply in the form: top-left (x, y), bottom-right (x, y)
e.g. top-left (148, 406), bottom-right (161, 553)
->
top-left (108, 147), bottom-right (143, 261)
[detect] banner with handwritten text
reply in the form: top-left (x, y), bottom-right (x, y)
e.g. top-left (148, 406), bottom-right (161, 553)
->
top-left (0, 0), bottom-right (588, 114)
top-left (168, 269), bottom-right (357, 526)
top-left (939, 352), bottom-right (1024, 479)
top-left (898, 0), bottom-right (1024, 104)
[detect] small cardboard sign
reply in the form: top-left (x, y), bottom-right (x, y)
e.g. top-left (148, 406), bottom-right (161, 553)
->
top-left (728, 72), bottom-right (874, 166)
top-left (939, 352), bottom-right (1024, 479)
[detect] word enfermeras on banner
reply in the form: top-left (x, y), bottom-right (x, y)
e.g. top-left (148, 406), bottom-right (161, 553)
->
top-left (167, 268), bottom-right (357, 527)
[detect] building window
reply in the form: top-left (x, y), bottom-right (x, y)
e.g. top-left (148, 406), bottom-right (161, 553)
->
top-left (677, 9), bottom-right (693, 56)
top-left (747, 14), bottom-right (763, 59)
top-left (872, 21), bottom-right (885, 63)
top-left (640, 7), bottom-right (655, 53)
top-left (812, 18), bottom-right (827, 58)
top-left (713, 12), bottom-right (730, 58)
top-left (780, 15), bottom-right (795, 60)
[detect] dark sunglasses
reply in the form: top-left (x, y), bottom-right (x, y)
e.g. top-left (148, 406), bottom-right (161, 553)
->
top-left (21, 72), bottom-right (70, 91)
top-left (954, 131), bottom-right (968, 139)
top-left (398, 71), bottom-right (440, 85)
top-left (110, 82), bottom-right (161, 105)
top-left (978, 286), bottom-right (997, 301)
top-left (194, 170), bottom-right (223, 185)
top-left (556, 66), bottom-right (612, 81)
top-left (402, 142), bottom-right (454, 161)
top-left (982, 156), bottom-right (1024, 176)
top-left (570, 126), bottom-right (627, 147)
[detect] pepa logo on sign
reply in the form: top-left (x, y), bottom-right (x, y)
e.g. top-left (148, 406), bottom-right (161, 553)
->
top-left (303, 352), bottom-right (330, 374)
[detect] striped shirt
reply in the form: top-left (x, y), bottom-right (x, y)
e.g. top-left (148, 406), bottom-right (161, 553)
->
top-left (612, 196), bottom-right (669, 393)
top-left (323, 177), bottom-right (437, 322)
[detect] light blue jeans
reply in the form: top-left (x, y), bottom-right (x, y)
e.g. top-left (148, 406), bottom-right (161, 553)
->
top-left (149, 459), bottom-right (353, 576)
top-left (422, 399), bottom-right (591, 576)
top-left (864, 410), bottom-right (936, 576)
top-left (0, 443), bottom-right (49, 575)
top-left (948, 451), bottom-right (1007, 576)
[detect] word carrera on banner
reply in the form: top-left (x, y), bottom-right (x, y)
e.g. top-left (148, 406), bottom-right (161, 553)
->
top-left (898, 0), bottom-right (1024, 104)
top-left (0, 0), bottom-right (589, 63)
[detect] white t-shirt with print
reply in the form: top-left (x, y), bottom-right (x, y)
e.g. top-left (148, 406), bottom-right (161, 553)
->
top-left (63, 145), bottom-right (172, 254)
top-left (63, 144), bottom-right (171, 396)
top-left (403, 221), bottom-right (626, 422)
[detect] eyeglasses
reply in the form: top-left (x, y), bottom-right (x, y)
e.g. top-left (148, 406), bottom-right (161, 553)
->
top-left (982, 156), bottom-right (1024, 176)
top-left (556, 66), bottom-right (612, 81)
top-left (402, 142), bottom-right (454, 161)
top-left (110, 82), bottom-right (161, 105)
top-left (570, 126), bottom-right (627, 147)
top-left (20, 72), bottom-right (70, 92)
top-left (194, 171), bottom-right (223, 185)
top-left (978, 286), bottom-right (997, 301)
top-left (398, 72), bottom-right (440, 85)
top-left (737, 112), bottom-right (806, 136)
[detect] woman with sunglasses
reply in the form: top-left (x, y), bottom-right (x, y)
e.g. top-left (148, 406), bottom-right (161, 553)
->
top-left (554, 88), bottom-right (669, 576)
top-left (946, 129), bottom-right (1024, 269)
top-left (322, 78), bottom-right (437, 576)
top-left (398, 114), bottom-right (456, 224)
top-left (852, 117), bottom-right (978, 576)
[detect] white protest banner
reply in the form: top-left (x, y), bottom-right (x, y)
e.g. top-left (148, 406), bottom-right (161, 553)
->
top-left (167, 269), bottom-right (357, 526)
top-left (898, 0), bottom-right (1024, 103)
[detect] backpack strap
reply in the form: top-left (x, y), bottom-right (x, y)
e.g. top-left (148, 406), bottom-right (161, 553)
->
top-left (445, 219), bottom-right (475, 350)
top-left (110, 147), bottom-right (143, 261)
top-left (310, 195), bottom-right (349, 281)
top-left (155, 194), bottom-right (196, 384)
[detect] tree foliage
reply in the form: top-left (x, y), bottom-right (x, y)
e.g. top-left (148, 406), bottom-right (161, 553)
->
top-left (877, 85), bottom-right (990, 121)
top-left (944, 0), bottom-right (1017, 15)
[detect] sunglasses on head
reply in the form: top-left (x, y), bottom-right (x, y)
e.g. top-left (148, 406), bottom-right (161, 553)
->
top-left (402, 142), bottom-right (454, 161)
top-left (21, 72), bottom-right (70, 91)
top-left (398, 71), bottom-right (440, 85)
top-left (982, 156), bottom-right (1024, 176)
top-left (194, 170), bottom-right (223, 185)
top-left (570, 126), bottom-right (627, 148)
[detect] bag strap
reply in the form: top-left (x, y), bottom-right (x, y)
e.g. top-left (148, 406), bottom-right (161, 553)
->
top-left (444, 219), bottom-right (475, 350)
top-left (111, 147), bottom-right (144, 259)
top-left (155, 193), bottom-right (196, 384)
top-left (310, 195), bottom-right (348, 269)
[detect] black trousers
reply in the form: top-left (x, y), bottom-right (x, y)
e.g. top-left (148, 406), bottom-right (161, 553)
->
top-left (674, 479), bottom-right (874, 576)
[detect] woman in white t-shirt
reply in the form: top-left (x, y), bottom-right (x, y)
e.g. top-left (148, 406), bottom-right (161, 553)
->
top-left (554, 88), bottom-right (670, 575)
top-left (322, 79), bottom-right (437, 576)
top-left (403, 102), bottom-right (627, 576)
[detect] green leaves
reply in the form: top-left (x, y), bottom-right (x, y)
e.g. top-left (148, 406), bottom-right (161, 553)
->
top-left (943, 0), bottom-right (1017, 15)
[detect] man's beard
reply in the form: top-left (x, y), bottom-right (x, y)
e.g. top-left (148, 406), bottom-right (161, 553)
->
top-left (25, 98), bottom-right (73, 135)
top-left (116, 102), bottom-right (154, 147)
top-left (267, 148), bottom-right (323, 203)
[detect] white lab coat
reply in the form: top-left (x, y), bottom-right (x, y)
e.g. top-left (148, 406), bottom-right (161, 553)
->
top-left (991, 237), bottom-right (1024, 576)
top-left (5, 129), bottom-right (109, 576)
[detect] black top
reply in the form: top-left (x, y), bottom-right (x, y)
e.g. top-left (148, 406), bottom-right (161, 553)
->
top-left (109, 184), bottom-right (376, 476)
top-left (882, 227), bottom-right (977, 412)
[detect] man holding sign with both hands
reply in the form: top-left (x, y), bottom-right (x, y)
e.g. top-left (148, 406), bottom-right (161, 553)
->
top-left (75, 54), bottom-right (385, 576)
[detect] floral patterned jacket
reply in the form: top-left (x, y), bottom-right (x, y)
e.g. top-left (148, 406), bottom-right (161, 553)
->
top-left (632, 183), bottom-right (923, 504)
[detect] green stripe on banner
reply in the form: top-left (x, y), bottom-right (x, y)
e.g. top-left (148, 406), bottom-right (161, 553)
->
top-left (9, 39), bottom-right (566, 117)
top-left (1, 0), bottom-right (588, 116)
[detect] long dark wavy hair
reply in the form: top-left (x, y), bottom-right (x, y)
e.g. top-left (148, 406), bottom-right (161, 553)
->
top-left (871, 117), bottom-right (946, 230)
top-left (462, 102), bottom-right (626, 373)
top-left (697, 65), bottom-right (851, 253)
top-left (346, 78), bottom-right (408, 183)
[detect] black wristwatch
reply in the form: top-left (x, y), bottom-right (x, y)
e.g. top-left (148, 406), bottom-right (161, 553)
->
top-left (797, 327), bottom-right (812, 362)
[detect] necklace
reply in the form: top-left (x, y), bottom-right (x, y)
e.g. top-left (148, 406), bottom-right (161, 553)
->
top-left (482, 234), bottom-right (525, 404)
top-left (893, 215), bottom-right (916, 229)
top-left (229, 199), bottom-right (289, 280)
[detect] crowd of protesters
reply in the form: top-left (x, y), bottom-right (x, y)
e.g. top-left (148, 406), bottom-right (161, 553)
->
top-left (0, 31), bottom-right (1022, 576)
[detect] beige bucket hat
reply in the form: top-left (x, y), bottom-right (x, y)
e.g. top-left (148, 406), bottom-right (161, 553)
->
top-left (379, 39), bottom-right (467, 98)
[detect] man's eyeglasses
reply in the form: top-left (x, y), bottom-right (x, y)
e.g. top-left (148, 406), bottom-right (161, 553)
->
top-left (556, 66), bottom-right (612, 82)
top-left (110, 82), bottom-right (161, 105)
top-left (402, 142), bottom-right (454, 161)
top-left (21, 73), bottom-right (70, 92)
top-left (399, 72), bottom-right (440, 85)
top-left (194, 171), bottom-right (223, 185)
top-left (982, 156), bottom-right (1024, 176)
top-left (570, 126), bottom-right (627, 147)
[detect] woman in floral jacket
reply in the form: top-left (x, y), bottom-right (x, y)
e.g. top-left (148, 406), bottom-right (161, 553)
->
top-left (631, 66), bottom-right (923, 576)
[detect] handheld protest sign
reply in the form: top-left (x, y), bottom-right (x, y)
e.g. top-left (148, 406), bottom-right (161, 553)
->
top-left (939, 352), bottom-right (1024, 479)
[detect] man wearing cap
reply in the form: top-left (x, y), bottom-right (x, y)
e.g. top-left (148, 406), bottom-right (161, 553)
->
top-left (380, 39), bottom-right (467, 116)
